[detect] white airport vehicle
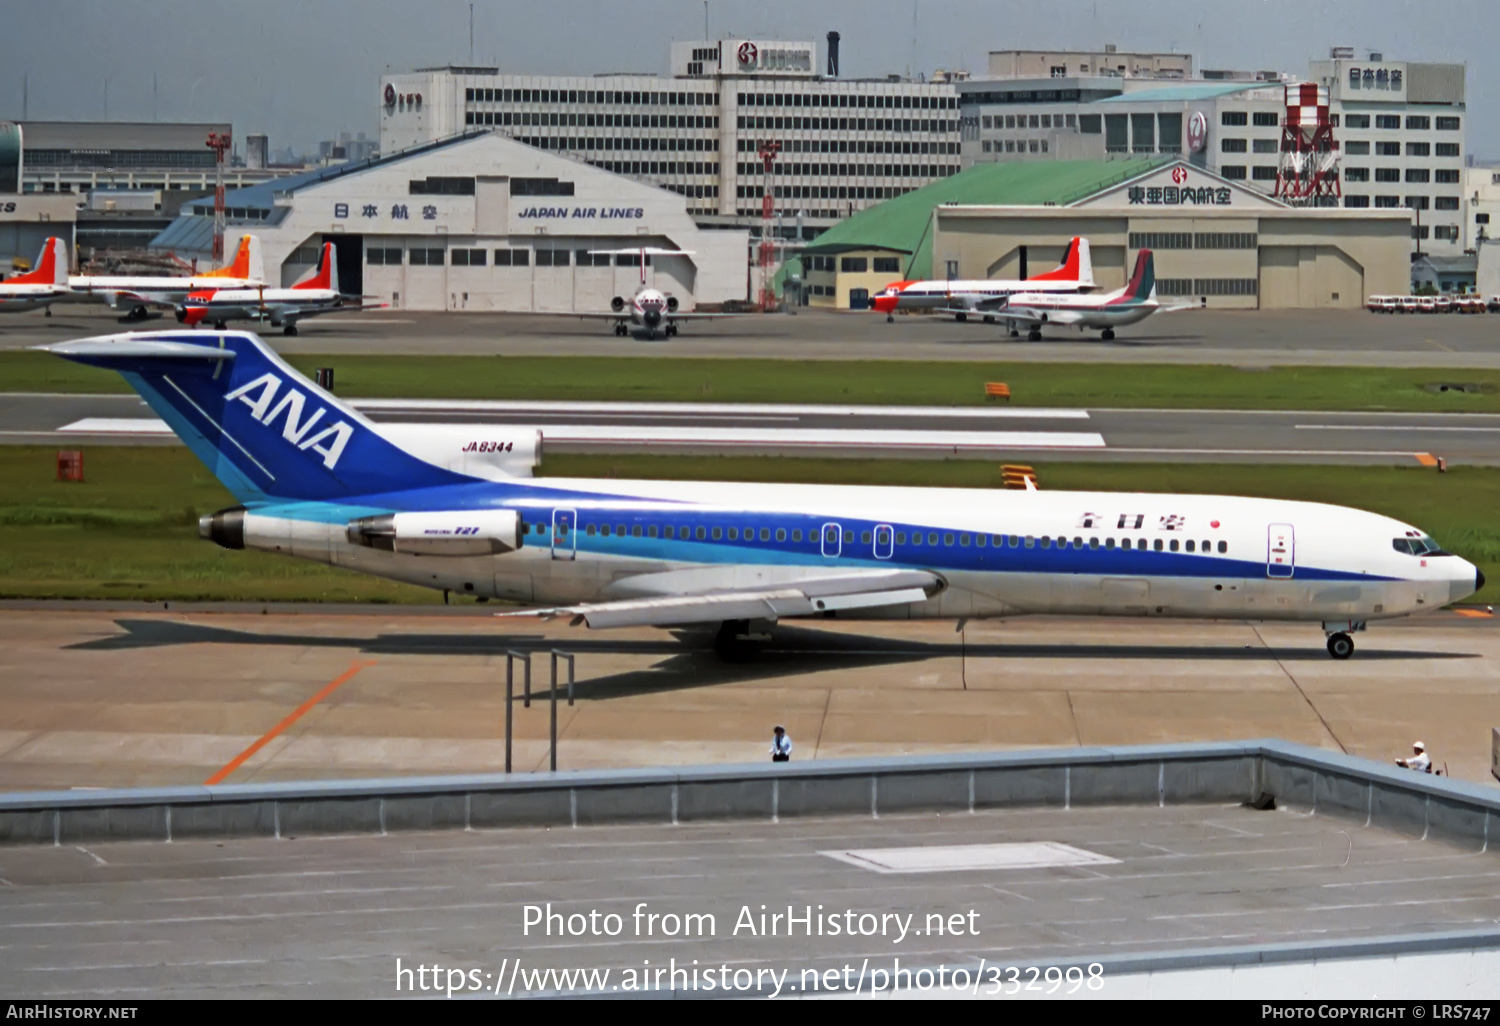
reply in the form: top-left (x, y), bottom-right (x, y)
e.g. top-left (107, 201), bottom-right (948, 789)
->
top-left (575, 247), bottom-right (752, 339)
top-left (175, 243), bottom-right (381, 335)
top-left (961, 250), bottom-right (1188, 341)
top-left (39, 329), bottom-right (1482, 662)
top-left (0, 237), bottom-right (70, 314)
top-left (68, 235), bottom-right (266, 321)
top-left (871, 237), bottom-right (1095, 323)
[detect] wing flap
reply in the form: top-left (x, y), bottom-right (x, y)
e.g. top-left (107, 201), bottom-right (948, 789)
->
top-left (498, 570), bottom-right (942, 630)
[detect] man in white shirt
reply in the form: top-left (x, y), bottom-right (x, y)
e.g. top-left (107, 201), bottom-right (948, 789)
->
top-left (1396, 741), bottom-right (1432, 773)
top-left (770, 725), bottom-right (792, 763)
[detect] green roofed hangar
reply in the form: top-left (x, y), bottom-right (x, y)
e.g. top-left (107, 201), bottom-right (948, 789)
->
top-left (793, 156), bottom-right (1413, 311)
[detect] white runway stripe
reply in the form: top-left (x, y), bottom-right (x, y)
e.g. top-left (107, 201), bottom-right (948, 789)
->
top-left (348, 398), bottom-right (1091, 419)
top-left (55, 417), bottom-right (1107, 450)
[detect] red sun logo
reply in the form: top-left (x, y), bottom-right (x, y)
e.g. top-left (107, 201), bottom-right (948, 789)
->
top-left (1171, 166), bottom-right (1188, 184)
top-left (738, 42), bottom-right (758, 65)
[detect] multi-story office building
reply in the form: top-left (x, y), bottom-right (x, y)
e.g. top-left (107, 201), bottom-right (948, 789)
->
top-left (957, 47), bottom-right (1467, 254)
top-left (14, 122), bottom-right (290, 194)
top-left (379, 38), bottom-right (962, 231)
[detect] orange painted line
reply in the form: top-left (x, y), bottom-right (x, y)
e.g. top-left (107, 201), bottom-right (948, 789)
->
top-left (204, 661), bottom-right (374, 786)
top-left (1454, 608), bottom-right (1493, 618)
top-left (1414, 452), bottom-right (1438, 467)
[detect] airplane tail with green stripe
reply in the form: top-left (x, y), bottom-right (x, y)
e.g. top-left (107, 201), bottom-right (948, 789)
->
top-left (1122, 248), bottom-right (1156, 303)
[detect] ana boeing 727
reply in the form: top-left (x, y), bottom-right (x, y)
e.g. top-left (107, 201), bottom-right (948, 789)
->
top-left (37, 329), bottom-right (1482, 662)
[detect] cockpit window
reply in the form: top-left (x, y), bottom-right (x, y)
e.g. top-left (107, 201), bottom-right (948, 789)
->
top-left (1393, 535), bottom-right (1450, 556)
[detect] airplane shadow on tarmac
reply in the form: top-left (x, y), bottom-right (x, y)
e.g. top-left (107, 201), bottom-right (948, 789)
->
top-left (67, 618), bottom-right (1475, 701)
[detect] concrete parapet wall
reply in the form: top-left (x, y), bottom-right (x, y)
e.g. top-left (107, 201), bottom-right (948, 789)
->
top-left (0, 741), bottom-right (1495, 849)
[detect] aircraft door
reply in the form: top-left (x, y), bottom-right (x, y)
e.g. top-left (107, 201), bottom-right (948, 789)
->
top-left (551, 508), bottom-right (577, 561)
top-left (874, 524), bottom-right (894, 560)
top-left (1266, 523), bottom-right (1295, 578)
top-left (821, 522), bottom-right (842, 558)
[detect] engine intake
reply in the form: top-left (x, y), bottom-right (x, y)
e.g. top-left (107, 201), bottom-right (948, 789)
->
top-left (665, 295), bottom-right (679, 312)
top-left (347, 510), bottom-right (522, 556)
top-left (610, 296), bottom-right (626, 312)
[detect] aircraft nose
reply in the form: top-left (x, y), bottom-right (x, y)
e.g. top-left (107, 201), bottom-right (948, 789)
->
top-left (1477, 568), bottom-right (1487, 593)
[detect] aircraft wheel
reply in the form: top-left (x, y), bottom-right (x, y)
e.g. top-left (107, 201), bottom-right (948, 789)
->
top-left (886, 314), bottom-right (894, 323)
top-left (1009, 329), bottom-right (1019, 338)
top-left (1027, 328), bottom-right (1042, 342)
top-left (983, 315), bottom-right (995, 324)
top-left (1101, 328), bottom-right (1116, 341)
top-left (1326, 632), bottom-right (1354, 660)
top-left (283, 325), bottom-right (299, 337)
top-left (954, 312), bottom-right (967, 323)
top-left (713, 619), bottom-right (765, 662)
top-left (213, 320), bottom-right (227, 330)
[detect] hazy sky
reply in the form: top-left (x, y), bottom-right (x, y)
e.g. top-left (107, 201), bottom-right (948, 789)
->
top-left (1, 0), bottom-right (1490, 157)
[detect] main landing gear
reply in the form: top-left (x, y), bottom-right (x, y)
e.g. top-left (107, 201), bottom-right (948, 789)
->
top-left (1027, 328), bottom-right (1042, 341)
top-left (954, 312), bottom-right (967, 322)
top-left (1101, 328), bottom-right (1116, 341)
top-left (886, 314), bottom-right (894, 323)
top-left (613, 323), bottom-right (628, 336)
top-left (714, 619), bottom-right (770, 662)
top-left (282, 325), bottom-right (299, 336)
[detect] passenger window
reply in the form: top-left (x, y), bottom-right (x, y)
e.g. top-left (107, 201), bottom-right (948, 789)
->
top-left (775, 528), bottom-right (786, 542)
top-left (993, 535), bottom-right (1005, 546)
top-left (1009, 535), bottom-right (1019, 547)
top-left (1056, 537), bottom-right (1067, 549)
top-left (586, 524), bottom-right (597, 536)
top-left (976, 535), bottom-right (987, 548)
top-left (913, 533), bottom-right (923, 547)
top-left (792, 529), bottom-right (802, 542)
top-left (648, 526), bottom-right (658, 538)
top-left (632, 526), bottom-right (642, 538)
top-left (943, 533), bottom-right (955, 546)
top-left (1185, 540), bottom-right (1195, 553)
top-left (695, 526), bottom-right (706, 540)
top-left (959, 533), bottom-right (971, 546)
top-left (1217, 541), bottom-right (1227, 553)
top-left (712, 527), bottom-right (722, 540)
top-left (728, 527), bottom-right (739, 540)
top-left (844, 530), bottom-right (854, 543)
top-left (1105, 538), bottom-right (1115, 549)
top-left (1073, 537), bottom-right (1082, 548)
top-left (1024, 536), bottom-right (1035, 548)
top-left (1154, 538), bottom-right (1163, 552)
top-left (1120, 538), bottom-right (1130, 550)
top-left (928, 533), bottom-right (939, 546)
top-left (760, 528), bottom-right (770, 541)
top-left (1169, 539), bottom-right (1179, 552)
top-left (616, 524), bottom-right (626, 536)
top-left (1040, 537), bottom-right (1051, 549)
top-left (664, 526), bottom-right (674, 539)
top-left (601, 524), bottom-right (611, 537)
top-left (896, 532), bottom-right (907, 544)
top-left (1089, 537), bottom-right (1099, 549)
top-left (1202, 539), bottom-right (1210, 552)
top-left (861, 531), bottom-right (872, 543)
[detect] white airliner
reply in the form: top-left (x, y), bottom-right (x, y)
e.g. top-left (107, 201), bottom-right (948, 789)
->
top-left (38, 329), bottom-right (1482, 663)
top-left (579, 247), bottom-right (752, 339)
top-left (871, 237), bottom-right (1095, 323)
top-left (0, 237), bottom-right (70, 313)
top-left (965, 249), bottom-right (1190, 341)
top-left (69, 234), bottom-right (266, 321)
top-left (175, 242), bottom-right (381, 335)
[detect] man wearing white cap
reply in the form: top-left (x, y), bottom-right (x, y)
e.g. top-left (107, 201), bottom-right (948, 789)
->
top-left (1396, 741), bottom-right (1432, 773)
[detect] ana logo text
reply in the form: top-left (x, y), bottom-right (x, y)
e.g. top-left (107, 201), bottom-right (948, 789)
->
top-left (223, 372), bottom-right (355, 470)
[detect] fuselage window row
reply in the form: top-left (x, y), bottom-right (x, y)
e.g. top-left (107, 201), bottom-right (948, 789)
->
top-left (527, 519), bottom-right (1229, 556)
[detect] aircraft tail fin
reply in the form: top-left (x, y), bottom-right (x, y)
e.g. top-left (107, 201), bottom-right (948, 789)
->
top-left (35, 331), bottom-right (473, 503)
top-left (292, 242), bottom-right (336, 291)
top-left (1122, 249), bottom-right (1156, 303)
top-left (1028, 236), bottom-right (1093, 286)
top-left (10, 236), bottom-right (67, 287)
top-left (202, 235), bottom-right (262, 281)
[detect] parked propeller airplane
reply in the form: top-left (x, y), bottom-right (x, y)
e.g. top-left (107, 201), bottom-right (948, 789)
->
top-left (69, 234), bottom-right (266, 321)
top-left (175, 243), bottom-right (383, 335)
top-left (37, 328), bottom-right (1482, 663)
top-left (871, 237), bottom-right (1095, 323)
top-left (0, 237), bottom-right (70, 314)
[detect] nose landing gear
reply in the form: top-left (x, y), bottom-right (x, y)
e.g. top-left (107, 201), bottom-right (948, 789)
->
top-left (1326, 632), bottom-right (1354, 660)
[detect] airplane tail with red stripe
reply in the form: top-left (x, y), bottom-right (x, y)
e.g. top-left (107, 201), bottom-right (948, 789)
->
top-left (1112, 249), bottom-right (1156, 304)
top-left (1027, 236), bottom-right (1093, 287)
top-left (292, 243), bottom-right (337, 291)
top-left (9, 237), bottom-right (67, 287)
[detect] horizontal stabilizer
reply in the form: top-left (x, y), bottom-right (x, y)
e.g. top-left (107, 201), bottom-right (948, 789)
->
top-left (38, 338), bottom-right (237, 362)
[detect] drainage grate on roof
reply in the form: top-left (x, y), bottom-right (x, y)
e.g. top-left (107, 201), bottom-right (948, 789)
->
top-left (820, 841), bottom-right (1121, 874)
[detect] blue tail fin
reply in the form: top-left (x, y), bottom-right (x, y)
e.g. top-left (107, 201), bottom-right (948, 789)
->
top-left (39, 331), bottom-right (473, 503)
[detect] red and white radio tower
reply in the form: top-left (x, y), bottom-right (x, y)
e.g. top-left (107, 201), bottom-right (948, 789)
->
top-left (756, 140), bottom-right (781, 312)
top-left (1273, 82), bottom-right (1340, 206)
top-left (205, 132), bottom-right (232, 262)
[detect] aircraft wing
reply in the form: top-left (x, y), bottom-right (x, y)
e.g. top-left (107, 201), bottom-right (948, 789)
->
top-left (94, 289), bottom-right (182, 311)
top-left (498, 567), bottom-right (941, 629)
top-left (934, 304), bottom-right (1049, 325)
top-left (667, 311), bottom-right (756, 320)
